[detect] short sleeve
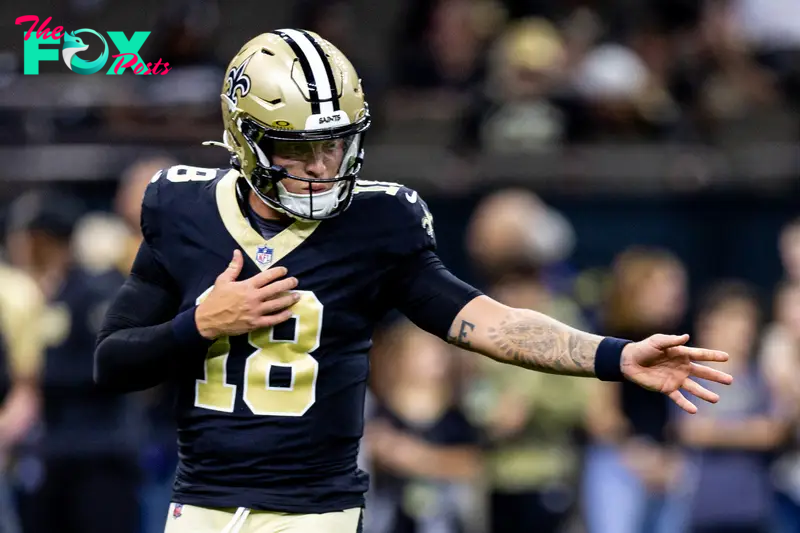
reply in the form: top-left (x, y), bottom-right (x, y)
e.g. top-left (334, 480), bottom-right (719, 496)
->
top-left (385, 186), bottom-right (437, 256)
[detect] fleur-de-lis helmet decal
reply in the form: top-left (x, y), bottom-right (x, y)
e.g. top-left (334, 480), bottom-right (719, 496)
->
top-left (224, 53), bottom-right (253, 106)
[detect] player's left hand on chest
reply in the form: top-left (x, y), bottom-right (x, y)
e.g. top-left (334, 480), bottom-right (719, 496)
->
top-left (620, 333), bottom-right (734, 414)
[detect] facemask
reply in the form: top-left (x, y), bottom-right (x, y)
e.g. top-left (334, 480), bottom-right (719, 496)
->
top-left (274, 180), bottom-right (345, 219)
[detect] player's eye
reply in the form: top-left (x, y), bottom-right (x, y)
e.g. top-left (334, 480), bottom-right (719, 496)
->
top-left (322, 141), bottom-right (340, 154)
top-left (274, 143), bottom-right (305, 159)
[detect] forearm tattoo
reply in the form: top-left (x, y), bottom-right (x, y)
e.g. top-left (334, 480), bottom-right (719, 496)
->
top-left (448, 320), bottom-right (475, 347)
top-left (486, 310), bottom-right (601, 376)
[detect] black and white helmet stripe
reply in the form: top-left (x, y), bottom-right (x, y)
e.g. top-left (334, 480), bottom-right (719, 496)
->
top-left (297, 29), bottom-right (340, 112)
top-left (272, 29), bottom-right (339, 116)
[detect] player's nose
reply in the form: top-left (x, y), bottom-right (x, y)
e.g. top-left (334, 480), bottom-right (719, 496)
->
top-left (304, 154), bottom-right (329, 179)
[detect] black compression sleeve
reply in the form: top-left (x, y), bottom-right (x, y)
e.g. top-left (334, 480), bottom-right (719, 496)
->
top-left (94, 242), bottom-right (211, 392)
top-left (390, 250), bottom-right (483, 340)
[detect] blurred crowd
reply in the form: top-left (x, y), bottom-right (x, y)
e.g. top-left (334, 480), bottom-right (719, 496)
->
top-left (0, 0), bottom-right (799, 532)
top-left (392, 0), bottom-right (800, 150)
top-left (1, 0), bottom-right (797, 181)
top-left (1, 164), bottom-right (799, 533)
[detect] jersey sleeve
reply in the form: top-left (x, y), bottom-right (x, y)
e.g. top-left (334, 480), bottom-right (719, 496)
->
top-left (94, 241), bottom-right (209, 392)
top-left (140, 168), bottom-right (167, 263)
top-left (384, 250), bottom-right (482, 340)
top-left (384, 185), bottom-right (437, 257)
top-left (375, 186), bottom-right (481, 337)
top-left (0, 267), bottom-right (45, 381)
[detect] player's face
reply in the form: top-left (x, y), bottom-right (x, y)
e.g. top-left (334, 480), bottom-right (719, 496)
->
top-left (271, 140), bottom-right (345, 194)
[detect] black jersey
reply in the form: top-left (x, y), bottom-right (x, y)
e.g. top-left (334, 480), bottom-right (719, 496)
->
top-left (140, 165), bottom-right (468, 513)
top-left (41, 267), bottom-right (138, 458)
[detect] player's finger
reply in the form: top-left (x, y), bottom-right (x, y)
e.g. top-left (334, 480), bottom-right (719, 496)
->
top-left (677, 346), bottom-right (729, 363)
top-left (681, 378), bottom-right (719, 404)
top-left (255, 309), bottom-right (294, 329)
top-left (649, 333), bottom-right (690, 350)
top-left (249, 266), bottom-right (289, 288)
top-left (668, 390), bottom-right (697, 414)
top-left (256, 277), bottom-right (298, 299)
top-left (690, 363), bottom-right (734, 385)
top-left (217, 250), bottom-right (244, 283)
top-left (258, 292), bottom-right (300, 315)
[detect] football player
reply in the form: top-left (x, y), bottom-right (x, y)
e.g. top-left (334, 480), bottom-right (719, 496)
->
top-left (94, 30), bottom-right (733, 533)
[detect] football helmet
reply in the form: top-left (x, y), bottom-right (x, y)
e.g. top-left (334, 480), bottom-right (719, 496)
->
top-left (209, 29), bottom-right (371, 220)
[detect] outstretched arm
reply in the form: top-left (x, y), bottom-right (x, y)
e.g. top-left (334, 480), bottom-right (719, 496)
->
top-left (446, 296), bottom-right (733, 413)
top-left (449, 303), bottom-right (600, 374)
top-left (389, 251), bottom-right (732, 414)
top-left (446, 296), bottom-right (602, 377)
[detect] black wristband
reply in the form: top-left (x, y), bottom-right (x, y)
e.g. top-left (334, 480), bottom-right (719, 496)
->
top-left (595, 337), bottom-right (631, 381)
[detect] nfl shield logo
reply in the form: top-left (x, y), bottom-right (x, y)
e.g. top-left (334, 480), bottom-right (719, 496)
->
top-left (172, 503), bottom-right (183, 519)
top-left (256, 245), bottom-right (274, 266)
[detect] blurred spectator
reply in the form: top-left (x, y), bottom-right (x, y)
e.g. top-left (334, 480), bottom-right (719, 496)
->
top-left (571, 43), bottom-right (680, 143)
top-left (465, 188), bottom-right (575, 279)
top-left (730, 0), bottom-right (800, 105)
top-left (462, 188), bottom-right (587, 533)
top-left (72, 212), bottom-right (131, 276)
top-left (583, 247), bottom-right (689, 533)
top-left (677, 281), bottom-right (788, 533)
top-left (464, 263), bottom-right (589, 533)
top-left (760, 281), bottom-right (800, 533)
top-left (5, 191), bottom-right (141, 533)
top-left (393, 0), bottom-right (503, 92)
top-left (760, 281), bottom-right (800, 418)
top-left (455, 17), bottom-right (576, 154)
top-left (667, 0), bottom-right (788, 143)
top-left (365, 321), bottom-right (482, 533)
top-left (0, 263), bottom-right (44, 533)
top-left (779, 218), bottom-right (800, 284)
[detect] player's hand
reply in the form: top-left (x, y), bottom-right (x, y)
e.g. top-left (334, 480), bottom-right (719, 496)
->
top-left (195, 250), bottom-right (300, 339)
top-left (621, 334), bottom-right (733, 414)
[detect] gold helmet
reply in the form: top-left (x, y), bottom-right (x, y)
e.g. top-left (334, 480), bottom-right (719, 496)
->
top-left (213, 29), bottom-right (371, 220)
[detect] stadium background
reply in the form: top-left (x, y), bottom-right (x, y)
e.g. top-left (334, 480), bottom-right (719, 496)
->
top-left (0, 0), bottom-right (799, 532)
